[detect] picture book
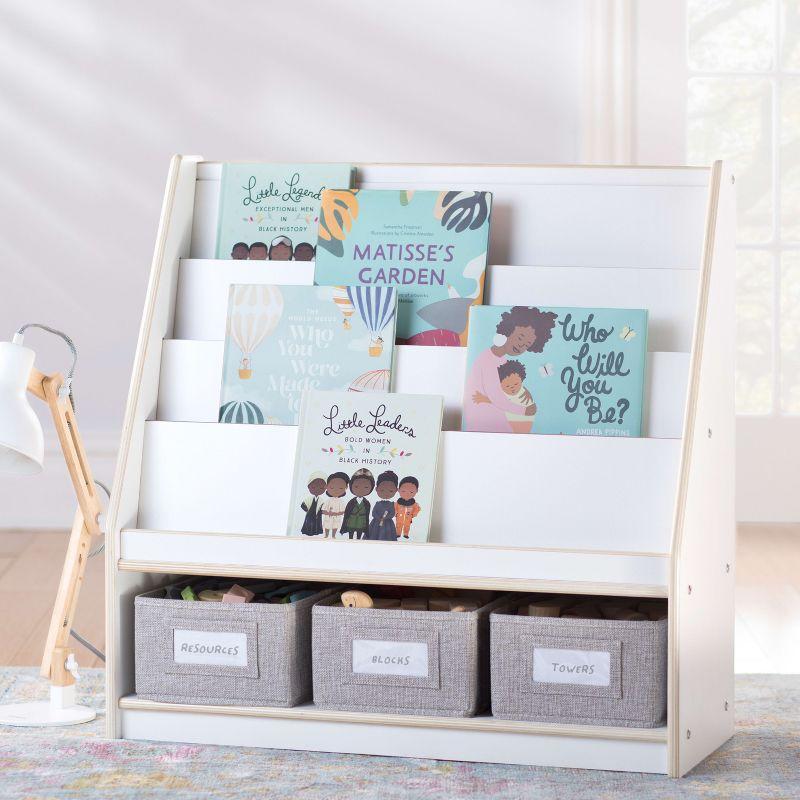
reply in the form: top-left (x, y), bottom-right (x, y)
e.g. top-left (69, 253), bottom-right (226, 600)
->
top-left (215, 163), bottom-right (354, 261)
top-left (462, 305), bottom-right (648, 437)
top-left (219, 284), bottom-right (397, 425)
top-left (288, 390), bottom-right (444, 542)
top-left (313, 189), bottom-right (492, 346)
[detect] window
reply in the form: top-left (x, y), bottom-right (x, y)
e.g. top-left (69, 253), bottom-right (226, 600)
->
top-left (688, 0), bottom-right (800, 414)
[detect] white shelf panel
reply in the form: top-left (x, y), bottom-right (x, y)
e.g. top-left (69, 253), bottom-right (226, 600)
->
top-left (173, 258), bottom-right (314, 340)
top-left (192, 162), bottom-right (707, 273)
top-left (119, 529), bottom-right (669, 594)
top-left (173, 258), bottom-right (698, 352)
top-left (157, 339), bottom-right (688, 438)
top-left (488, 265), bottom-right (698, 352)
top-left (137, 421), bottom-right (680, 554)
top-left (119, 696), bottom-right (667, 773)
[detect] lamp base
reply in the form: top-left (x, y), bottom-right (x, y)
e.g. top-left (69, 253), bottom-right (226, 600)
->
top-left (0, 683), bottom-right (95, 727)
top-left (0, 700), bottom-right (96, 727)
top-left (0, 700), bottom-right (97, 728)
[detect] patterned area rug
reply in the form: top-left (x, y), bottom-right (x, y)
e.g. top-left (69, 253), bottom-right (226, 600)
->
top-left (0, 669), bottom-right (797, 799)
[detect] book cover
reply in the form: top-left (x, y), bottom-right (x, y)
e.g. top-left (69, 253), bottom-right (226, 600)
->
top-left (215, 163), bottom-right (354, 261)
top-left (462, 305), bottom-right (648, 437)
top-left (288, 390), bottom-right (444, 542)
top-left (219, 284), bottom-right (397, 425)
top-left (313, 189), bottom-right (492, 346)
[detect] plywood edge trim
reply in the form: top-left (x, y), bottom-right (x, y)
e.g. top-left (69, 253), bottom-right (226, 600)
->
top-left (118, 696), bottom-right (667, 743)
top-left (122, 528), bottom-right (670, 559)
top-left (105, 154), bottom-right (202, 740)
top-left (666, 159), bottom-right (725, 777)
top-left (117, 559), bottom-right (668, 598)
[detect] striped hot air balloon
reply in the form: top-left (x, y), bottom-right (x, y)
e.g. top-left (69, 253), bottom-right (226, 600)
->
top-left (347, 286), bottom-right (396, 356)
top-left (348, 368), bottom-right (391, 393)
top-left (331, 286), bottom-right (355, 329)
top-left (218, 400), bottom-right (265, 425)
top-left (228, 285), bottom-right (284, 378)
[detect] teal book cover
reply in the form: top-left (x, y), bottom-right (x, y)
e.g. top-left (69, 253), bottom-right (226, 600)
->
top-left (288, 390), bottom-right (443, 541)
top-left (219, 284), bottom-right (397, 425)
top-left (462, 306), bottom-right (648, 437)
top-left (313, 189), bottom-right (492, 346)
top-left (215, 163), bottom-right (354, 261)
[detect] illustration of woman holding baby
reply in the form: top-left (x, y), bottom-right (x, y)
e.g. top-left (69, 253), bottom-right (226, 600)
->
top-left (463, 306), bottom-right (558, 433)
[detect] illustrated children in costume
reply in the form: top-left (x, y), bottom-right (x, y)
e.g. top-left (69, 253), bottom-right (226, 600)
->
top-left (320, 472), bottom-right (349, 538)
top-left (498, 360), bottom-right (536, 433)
top-left (269, 235), bottom-right (293, 261)
top-left (395, 476), bottom-right (421, 540)
top-left (248, 241), bottom-right (268, 260)
top-left (366, 470), bottom-right (398, 541)
top-left (231, 242), bottom-right (250, 260)
top-left (341, 468), bottom-right (374, 540)
top-left (293, 242), bottom-right (315, 261)
top-left (299, 471), bottom-right (326, 536)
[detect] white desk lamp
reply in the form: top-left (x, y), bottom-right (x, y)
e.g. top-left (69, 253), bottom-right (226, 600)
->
top-left (0, 325), bottom-right (104, 726)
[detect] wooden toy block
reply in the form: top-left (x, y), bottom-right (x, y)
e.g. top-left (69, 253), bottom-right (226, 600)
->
top-left (401, 597), bottom-right (429, 610)
top-left (527, 598), bottom-right (566, 617)
top-left (373, 598), bottom-right (401, 608)
top-left (222, 584), bottom-right (255, 603)
top-left (341, 589), bottom-right (373, 608)
top-left (602, 607), bottom-right (648, 621)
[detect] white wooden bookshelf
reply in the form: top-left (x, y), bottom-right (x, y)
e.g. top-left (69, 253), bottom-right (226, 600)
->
top-left (106, 157), bottom-right (735, 777)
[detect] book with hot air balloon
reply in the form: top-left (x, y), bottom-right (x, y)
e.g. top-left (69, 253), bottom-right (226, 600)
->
top-left (287, 389), bottom-right (444, 542)
top-left (219, 284), bottom-right (398, 425)
top-left (215, 163), bottom-right (355, 261)
top-left (313, 189), bottom-right (492, 346)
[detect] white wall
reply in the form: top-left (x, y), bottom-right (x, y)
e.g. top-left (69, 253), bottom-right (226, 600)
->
top-left (0, 0), bottom-right (587, 526)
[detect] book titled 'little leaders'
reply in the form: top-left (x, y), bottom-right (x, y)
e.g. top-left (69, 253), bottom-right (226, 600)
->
top-left (314, 189), bottom-right (492, 346)
top-left (288, 390), bottom-right (443, 542)
top-left (463, 305), bottom-right (648, 437)
top-left (219, 284), bottom-right (397, 425)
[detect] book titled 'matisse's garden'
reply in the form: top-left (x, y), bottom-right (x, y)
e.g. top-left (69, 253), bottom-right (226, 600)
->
top-left (314, 189), bottom-right (492, 346)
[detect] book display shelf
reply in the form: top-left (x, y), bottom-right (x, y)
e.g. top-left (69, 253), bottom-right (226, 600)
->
top-left (106, 157), bottom-right (735, 776)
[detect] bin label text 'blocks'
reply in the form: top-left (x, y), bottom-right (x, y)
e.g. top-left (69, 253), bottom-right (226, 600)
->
top-left (352, 640), bottom-right (429, 678)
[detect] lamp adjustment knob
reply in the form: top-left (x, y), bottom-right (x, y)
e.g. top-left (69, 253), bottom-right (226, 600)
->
top-left (65, 653), bottom-right (80, 681)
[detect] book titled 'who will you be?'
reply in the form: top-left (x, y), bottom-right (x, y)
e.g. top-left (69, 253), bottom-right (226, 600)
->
top-left (314, 189), bottom-right (492, 346)
top-left (215, 163), bottom-right (354, 261)
top-left (463, 305), bottom-right (648, 437)
top-left (288, 390), bottom-right (443, 542)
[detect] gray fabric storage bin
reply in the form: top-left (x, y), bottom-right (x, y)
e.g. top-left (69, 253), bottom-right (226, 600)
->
top-left (490, 601), bottom-right (668, 728)
top-left (312, 594), bottom-right (508, 717)
top-left (135, 583), bottom-right (336, 707)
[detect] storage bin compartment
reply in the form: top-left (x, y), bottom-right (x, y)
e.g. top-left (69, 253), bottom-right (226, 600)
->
top-left (312, 590), bottom-right (508, 717)
top-left (135, 578), bottom-right (336, 707)
top-left (490, 596), bottom-right (667, 728)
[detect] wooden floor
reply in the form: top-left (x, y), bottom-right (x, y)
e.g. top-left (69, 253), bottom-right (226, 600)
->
top-left (0, 524), bottom-right (797, 671)
top-left (0, 529), bottom-right (105, 669)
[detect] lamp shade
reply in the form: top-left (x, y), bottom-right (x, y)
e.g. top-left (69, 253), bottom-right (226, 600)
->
top-left (0, 341), bottom-right (44, 475)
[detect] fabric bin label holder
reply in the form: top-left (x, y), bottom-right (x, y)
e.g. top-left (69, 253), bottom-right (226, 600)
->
top-left (162, 616), bottom-right (260, 680)
top-left (342, 625), bottom-right (441, 690)
top-left (520, 634), bottom-right (622, 699)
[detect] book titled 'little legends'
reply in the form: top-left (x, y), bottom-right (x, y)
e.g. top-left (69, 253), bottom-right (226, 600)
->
top-left (313, 189), bottom-right (492, 346)
top-left (288, 390), bottom-right (443, 542)
top-left (215, 163), bottom-right (354, 261)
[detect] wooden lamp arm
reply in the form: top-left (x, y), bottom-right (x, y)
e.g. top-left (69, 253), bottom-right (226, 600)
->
top-left (28, 367), bottom-right (105, 681)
